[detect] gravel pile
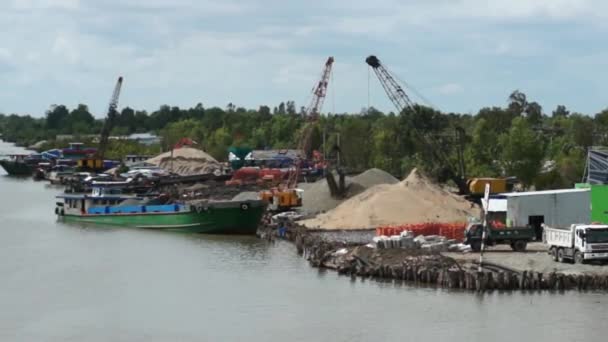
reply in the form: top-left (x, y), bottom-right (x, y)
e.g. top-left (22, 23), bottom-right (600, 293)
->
top-left (299, 168), bottom-right (398, 215)
top-left (231, 191), bottom-right (260, 201)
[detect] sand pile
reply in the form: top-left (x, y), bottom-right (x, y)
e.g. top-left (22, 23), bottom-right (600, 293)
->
top-left (301, 168), bottom-right (480, 230)
top-left (147, 147), bottom-right (222, 176)
top-left (299, 168), bottom-right (398, 214)
top-left (231, 191), bottom-right (260, 201)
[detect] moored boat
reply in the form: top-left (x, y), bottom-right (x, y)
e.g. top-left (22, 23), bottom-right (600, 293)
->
top-left (55, 188), bottom-right (266, 234)
top-left (47, 165), bottom-right (76, 184)
top-left (0, 154), bottom-right (43, 176)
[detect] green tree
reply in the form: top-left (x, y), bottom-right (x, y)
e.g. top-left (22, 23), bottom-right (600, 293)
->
top-left (45, 105), bottom-right (70, 131)
top-left (552, 105), bottom-right (570, 118)
top-left (499, 117), bottom-right (544, 186)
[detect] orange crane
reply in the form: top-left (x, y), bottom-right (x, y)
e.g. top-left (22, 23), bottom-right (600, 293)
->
top-left (261, 57), bottom-right (334, 211)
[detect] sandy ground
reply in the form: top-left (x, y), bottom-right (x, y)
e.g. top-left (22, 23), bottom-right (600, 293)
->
top-left (444, 243), bottom-right (608, 275)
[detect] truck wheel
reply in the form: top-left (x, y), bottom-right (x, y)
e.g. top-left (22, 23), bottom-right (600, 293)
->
top-left (511, 240), bottom-right (527, 252)
top-left (574, 251), bottom-right (586, 264)
top-left (470, 241), bottom-right (482, 252)
top-left (550, 247), bottom-right (558, 261)
top-left (557, 248), bottom-right (565, 263)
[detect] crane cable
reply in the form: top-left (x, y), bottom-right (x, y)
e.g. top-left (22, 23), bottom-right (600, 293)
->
top-left (367, 66), bottom-right (371, 113)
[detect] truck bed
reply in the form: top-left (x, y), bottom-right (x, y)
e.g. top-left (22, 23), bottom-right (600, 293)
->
top-left (544, 226), bottom-right (573, 248)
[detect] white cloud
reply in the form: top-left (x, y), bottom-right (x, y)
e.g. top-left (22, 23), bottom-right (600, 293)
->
top-left (0, 0), bottom-right (607, 117)
top-left (0, 48), bottom-right (12, 60)
top-left (11, 0), bottom-right (79, 10)
top-left (51, 34), bottom-right (80, 64)
top-left (437, 83), bottom-right (464, 95)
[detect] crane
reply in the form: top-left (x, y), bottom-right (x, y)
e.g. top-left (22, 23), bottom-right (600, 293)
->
top-left (365, 55), bottom-right (468, 193)
top-left (261, 57), bottom-right (334, 211)
top-left (305, 56), bottom-right (334, 119)
top-left (288, 56), bottom-right (334, 188)
top-left (96, 76), bottom-right (124, 160)
top-left (78, 76), bottom-right (123, 171)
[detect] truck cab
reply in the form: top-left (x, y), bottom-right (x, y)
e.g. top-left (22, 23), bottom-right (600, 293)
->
top-left (574, 226), bottom-right (608, 260)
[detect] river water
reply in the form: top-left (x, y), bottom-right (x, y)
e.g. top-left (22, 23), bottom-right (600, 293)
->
top-left (0, 140), bottom-right (606, 341)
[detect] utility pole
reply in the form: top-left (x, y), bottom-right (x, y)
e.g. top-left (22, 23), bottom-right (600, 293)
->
top-left (322, 127), bottom-right (326, 177)
top-left (479, 183), bottom-right (491, 272)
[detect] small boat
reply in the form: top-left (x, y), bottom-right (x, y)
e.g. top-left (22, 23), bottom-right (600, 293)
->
top-left (55, 187), bottom-right (267, 234)
top-left (47, 165), bottom-right (76, 184)
top-left (33, 162), bottom-right (52, 180)
top-left (0, 154), bottom-right (44, 176)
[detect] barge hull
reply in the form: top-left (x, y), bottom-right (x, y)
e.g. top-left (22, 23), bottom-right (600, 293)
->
top-left (59, 202), bottom-right (265, 234)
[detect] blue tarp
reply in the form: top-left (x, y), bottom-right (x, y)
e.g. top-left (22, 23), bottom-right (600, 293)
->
top-left (87, 204), bottom-right (183, 215)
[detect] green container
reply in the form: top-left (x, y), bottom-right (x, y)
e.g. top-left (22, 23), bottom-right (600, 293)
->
top-left (228, 146), bottom-right (252, 170)
top-left (591, 185), bottom-right (608, 224)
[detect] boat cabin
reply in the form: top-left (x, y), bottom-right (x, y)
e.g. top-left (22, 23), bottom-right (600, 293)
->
top-left (124, 155), bottom-right (151, 167)
top-left (56, 187), bottom-right (186, 217)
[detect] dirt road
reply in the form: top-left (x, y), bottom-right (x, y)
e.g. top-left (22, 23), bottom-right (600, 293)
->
top-left (445, 243), bottom-right (608, 275)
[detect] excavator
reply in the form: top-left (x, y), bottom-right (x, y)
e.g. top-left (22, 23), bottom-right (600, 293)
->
top-left (260, 57), bottom-right (334, 211)
top-left (78, 76), bottom-right (124, 171)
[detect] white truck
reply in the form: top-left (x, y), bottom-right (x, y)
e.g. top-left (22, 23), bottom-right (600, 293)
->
top-left (543, 224), bottom-right (608, 264)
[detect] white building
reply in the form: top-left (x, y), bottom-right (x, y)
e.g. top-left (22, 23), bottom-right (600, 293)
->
top-left (503, 188), bottom-right (590, 239)
top-left (127, 133), bottom-right (160, 146)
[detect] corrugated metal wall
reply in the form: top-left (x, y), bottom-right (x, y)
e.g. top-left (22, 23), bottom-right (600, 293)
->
top-left (506, 191), bottom-right (590, 228)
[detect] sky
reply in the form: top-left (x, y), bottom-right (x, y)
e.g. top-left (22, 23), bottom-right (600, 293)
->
top-left (1, 0), bottom-right (608, 118)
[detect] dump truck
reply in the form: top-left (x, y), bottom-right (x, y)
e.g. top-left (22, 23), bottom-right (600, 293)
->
top-left (464, 222), bottom-right (536, 252)
top-left (544, 224), bottom-right (608, 264)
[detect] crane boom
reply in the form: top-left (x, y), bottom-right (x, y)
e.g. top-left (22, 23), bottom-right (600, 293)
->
top-left (365, 55), bottom-right (416, 115)
top-left (96, 76), bottom-right (123, 159)
top-left (305, 56), bottom-right (334, 119)
top-left (286, 57), bottom-right (334, 188)
top-left (366, 55), bottom-right (467, 193)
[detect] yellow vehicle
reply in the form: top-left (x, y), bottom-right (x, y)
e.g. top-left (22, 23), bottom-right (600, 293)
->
top-left (467, 178), bottom-right (507, 195)
top-left (77, 158), bottom-right (104, 171)
top-left (260, 188), bottom-right (303, 212)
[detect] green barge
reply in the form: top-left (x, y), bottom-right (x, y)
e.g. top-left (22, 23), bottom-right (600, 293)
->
top-left (55, 189), bottom-right (266, 234)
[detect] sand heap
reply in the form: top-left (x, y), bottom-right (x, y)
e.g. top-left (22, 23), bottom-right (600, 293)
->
top-left (301, 168), bottom-right (480, 230)
top-left (147, 147), bottom-right (222, 176)
top-left (299, 168), bottom-right (398, 214)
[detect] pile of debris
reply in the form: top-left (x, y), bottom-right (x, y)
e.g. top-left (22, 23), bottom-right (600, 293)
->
top-left (301, 168), bottom-right (480, 229)
top-left (373, 231), bottom-right (472, 253)
top-left (147, 147), bottom-right (223, 176)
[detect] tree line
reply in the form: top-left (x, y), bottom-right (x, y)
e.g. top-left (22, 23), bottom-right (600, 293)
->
top-left (1, 90), bottom-right (607, 189)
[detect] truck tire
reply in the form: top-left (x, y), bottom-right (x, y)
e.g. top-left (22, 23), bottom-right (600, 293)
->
top-left (574, 251), bottom-right (586, 264)
top-left (550, 247), bottom-right (558, 261)
top-left (470, 241), bottom-right (482, 252)
top-left (557, 248), bottom-right (565, 263)
top-left (511, 240), bottom-right (527, 252)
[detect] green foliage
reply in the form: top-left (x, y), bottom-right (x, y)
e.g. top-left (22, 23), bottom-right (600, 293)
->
top-left (0, 91), bottom-right (603, 190)
top-left (499, 117), bottom-right (544, 186)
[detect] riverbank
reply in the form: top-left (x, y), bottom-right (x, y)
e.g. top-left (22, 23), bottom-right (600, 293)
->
top-left (261, 224), bottom-right (608, 292)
